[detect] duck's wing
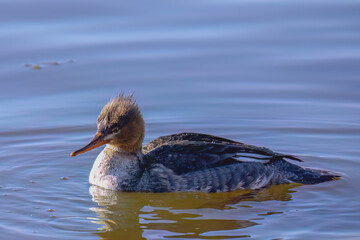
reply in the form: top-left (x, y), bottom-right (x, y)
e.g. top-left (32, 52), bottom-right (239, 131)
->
top-left (143, 132), bottom-right (240, 154)
top-left (143, 133), bottom-right (302, 175)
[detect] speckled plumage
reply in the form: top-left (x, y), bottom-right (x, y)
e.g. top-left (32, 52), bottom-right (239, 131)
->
top-left (89, 132), bottom-right (338, 192)
top-left (72, 95), bottom-right (339, 192)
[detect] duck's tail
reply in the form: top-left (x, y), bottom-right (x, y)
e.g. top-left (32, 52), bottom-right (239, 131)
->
top-left (271, 160), bottom-right (340, 184)
top-left (291, 168), bottom-right (340, 184)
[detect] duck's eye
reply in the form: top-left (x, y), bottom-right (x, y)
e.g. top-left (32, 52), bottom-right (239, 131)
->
top-left (112, 127), bottom-right (120, 133)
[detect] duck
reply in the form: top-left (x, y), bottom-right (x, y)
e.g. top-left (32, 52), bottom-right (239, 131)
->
top-left (70, 95), bottom-right (338, 192)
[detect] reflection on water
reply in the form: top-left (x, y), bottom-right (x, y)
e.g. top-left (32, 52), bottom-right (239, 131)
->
top-left (89, 184), bottom-right (300, 239)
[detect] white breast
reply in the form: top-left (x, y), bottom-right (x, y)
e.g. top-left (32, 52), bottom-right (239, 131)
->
top-left (89, 146), bottom-right (142, 190)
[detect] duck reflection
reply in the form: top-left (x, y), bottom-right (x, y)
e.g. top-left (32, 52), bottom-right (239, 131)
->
top-left (89, 183), bottom-right (301, 239)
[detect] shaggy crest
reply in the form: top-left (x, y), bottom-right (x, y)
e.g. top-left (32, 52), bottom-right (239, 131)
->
top-left (97, 94), bottom-right (141, 133)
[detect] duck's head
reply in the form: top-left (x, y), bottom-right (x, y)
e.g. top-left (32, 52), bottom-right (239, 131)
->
top-left (71, 94), bottom-right (145, 156)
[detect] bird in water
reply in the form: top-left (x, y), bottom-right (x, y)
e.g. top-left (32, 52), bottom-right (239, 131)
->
top-left (71, 95), bottom-right (339, 192)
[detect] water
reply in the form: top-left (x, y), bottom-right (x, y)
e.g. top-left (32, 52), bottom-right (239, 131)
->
top-left (0, 0), bottom-right (359, 239)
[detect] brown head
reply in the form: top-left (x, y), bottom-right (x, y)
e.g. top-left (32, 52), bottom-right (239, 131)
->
top-left (70, 94), bottom-right (145, 156)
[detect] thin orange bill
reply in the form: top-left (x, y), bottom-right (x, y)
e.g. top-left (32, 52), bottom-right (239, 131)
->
top-left (70, 132), bottom-right (110, 157)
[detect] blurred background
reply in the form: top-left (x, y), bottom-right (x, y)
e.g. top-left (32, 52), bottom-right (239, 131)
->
top-left (0, 0), bottom-right (359, 239)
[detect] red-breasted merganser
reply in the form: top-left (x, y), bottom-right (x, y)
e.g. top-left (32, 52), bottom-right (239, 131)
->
top-left (70, 95), bottom-right (338, 192)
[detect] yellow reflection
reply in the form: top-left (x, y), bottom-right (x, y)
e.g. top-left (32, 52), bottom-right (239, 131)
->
top-left (89, 183), bottom-right (301, 239)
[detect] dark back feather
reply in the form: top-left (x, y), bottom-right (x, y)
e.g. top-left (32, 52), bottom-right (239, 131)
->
top-left (143, 133), bottom-right (302, 175)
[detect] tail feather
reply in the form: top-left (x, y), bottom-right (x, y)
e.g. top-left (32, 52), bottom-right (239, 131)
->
top-left (271, 160), bottom-right (340, 185)
top-left (290, 167), bottom-right (340, 184)
top-left (292, 172), bottom-right (339, 184)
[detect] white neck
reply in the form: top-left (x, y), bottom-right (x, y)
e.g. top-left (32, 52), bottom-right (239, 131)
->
top-left (89, 145), bottom-right (144, 190)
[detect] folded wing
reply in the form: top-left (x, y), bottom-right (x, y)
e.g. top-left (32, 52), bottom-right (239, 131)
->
top-left (143, 133), bottom-right (302, 175)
